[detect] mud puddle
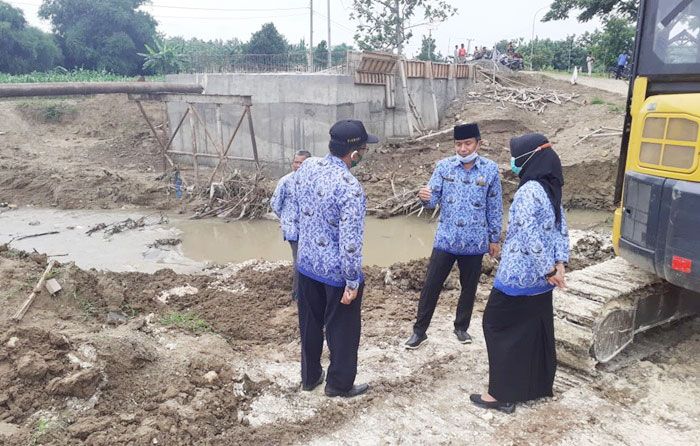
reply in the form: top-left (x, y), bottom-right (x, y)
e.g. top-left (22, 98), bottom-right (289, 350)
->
top-left (176, 215), bottom-right (438, 267)
top-left (0, 207), bottom-right (611, 272)
top-left (177, 209), bottom-right (612, 266)
top-left (0, 208), bottom-right (202, 273)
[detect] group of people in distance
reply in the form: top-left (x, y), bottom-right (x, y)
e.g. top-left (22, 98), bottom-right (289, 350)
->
top-left (272, 120), bottom-right (569, 413)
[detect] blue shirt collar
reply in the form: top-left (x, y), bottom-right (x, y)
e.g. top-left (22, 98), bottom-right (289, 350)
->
top-left (326, 154), bottom-right (349, 170)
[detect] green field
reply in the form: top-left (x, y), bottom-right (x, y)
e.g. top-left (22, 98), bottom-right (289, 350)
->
top-left (0, 69), bottom-right (164, 83)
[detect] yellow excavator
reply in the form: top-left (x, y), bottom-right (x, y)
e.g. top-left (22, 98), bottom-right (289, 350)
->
top-left (555, 0), bottom-right (700, 370)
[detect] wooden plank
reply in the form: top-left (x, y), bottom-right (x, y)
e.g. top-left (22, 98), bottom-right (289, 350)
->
top-left (135, 100), bottom-right (166, 152)
top-left (247, 105), bottom-right (260, 167)
top-left (129, 93), bottom-right (252, 106)
top-left (189, 105), bottom-right (224, 157)
top-left (168, 151), bottom-right (255, 161)
top-left (188, 104), bottom-right (199, 184)
top-left (206, 107), bottom-right (249, 186)
top-left (163, 107), bottom-right (190, 170)
top-left (12, 261), bottom-right (57, 322)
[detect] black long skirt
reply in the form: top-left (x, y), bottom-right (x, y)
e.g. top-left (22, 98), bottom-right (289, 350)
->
top-left (483, 288), bottom-right (556, 403)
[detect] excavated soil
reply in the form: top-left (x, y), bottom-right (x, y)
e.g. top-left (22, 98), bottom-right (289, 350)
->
top-left (0, 244), bottom-right (696, 445)
top-left (2, 73), bottom-right (622, 214)
top-left (356, 73), bottom-right (624, 212)
top-left (0, 96), bottom-right (179, 210)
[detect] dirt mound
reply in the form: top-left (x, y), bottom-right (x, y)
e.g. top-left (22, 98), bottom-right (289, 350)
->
top-left (0, 238), bottom-right (695, 445)
top-left (0, 96), bottom-right (189, 211)
top-left (357, 72), bottom-right (625, 215)
top-left (0, 250), bottom-right (289, 444)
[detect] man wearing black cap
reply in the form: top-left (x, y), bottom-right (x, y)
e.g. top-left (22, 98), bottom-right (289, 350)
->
top-left (405, 123), bottom-right (503, 349)
top-left (292, 119), bottom-right (378, 397)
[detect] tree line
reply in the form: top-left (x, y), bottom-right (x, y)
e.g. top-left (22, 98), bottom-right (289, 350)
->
top-left (415, 16), bottom-right (635, 74)
top-left (1, 0), bottom-right (639, 76)
top-left (0, 0), bottom-right (355, 76)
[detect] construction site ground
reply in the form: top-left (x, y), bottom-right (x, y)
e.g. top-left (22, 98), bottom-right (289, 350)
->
top-left (0, 72), bottom-right (697, 445)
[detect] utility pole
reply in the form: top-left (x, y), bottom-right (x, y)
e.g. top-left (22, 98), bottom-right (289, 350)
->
top-left (530, 6), bottom-right (547, 70)
top-left (327, 0), bottom-right (332, 68)
top-left (395, 0), bottom-right (402, 55)
top-left (309, 0), bottom-right (314, 72)
top-left (428, 28), bottom-right (433, 61)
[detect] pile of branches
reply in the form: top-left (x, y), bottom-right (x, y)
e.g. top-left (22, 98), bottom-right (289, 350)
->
top-left (368, 177), bottom-right (439, 219)
top-left (192, 170), bottom-right (271, 220)
top-left (86, 214), bottom-right (168, 237)
top-left (470, 69), bottom-right (582, 114)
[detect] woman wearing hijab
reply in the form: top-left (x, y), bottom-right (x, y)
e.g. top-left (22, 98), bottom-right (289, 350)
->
top-left (470, 133), bottom-right (569, 414)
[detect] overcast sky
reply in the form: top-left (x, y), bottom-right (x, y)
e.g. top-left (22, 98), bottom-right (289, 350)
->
top-left (9, 0), bottom-right (601, 56)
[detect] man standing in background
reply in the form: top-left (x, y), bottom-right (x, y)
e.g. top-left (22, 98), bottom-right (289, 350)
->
top-left (271, 150), bottom-right (312, 301)
top-left (458, 43), bottom-right (467, 63)
top-left (615, 51), bottom-right (629, 79)
top-left (586, 53), bottom-right (595, 76)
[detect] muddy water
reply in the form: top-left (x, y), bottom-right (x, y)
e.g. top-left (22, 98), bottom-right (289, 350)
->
top-left (176, 216), bottom-right (437, 267)
top-left (0, 208), bottom-right (202, 273)
top-left (0, 207), bottom-right (611, 272)
top-left (176, 209), bottom-right (611, 267)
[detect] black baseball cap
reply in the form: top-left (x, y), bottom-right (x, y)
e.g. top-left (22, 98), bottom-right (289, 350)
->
top-left (329, 119), bottom-right (379, 154)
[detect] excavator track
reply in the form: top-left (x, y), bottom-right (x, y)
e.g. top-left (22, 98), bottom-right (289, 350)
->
top-left (554, 257), bottom-right (698, 372)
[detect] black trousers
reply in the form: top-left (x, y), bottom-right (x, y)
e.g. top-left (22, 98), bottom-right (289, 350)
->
top-left (615, 64), bottom-right (624, 79)
top-left (413, 249), bottom-right (484, 335)
top-left (289, 241), bottom-right (299, 300)
top-left (297, 273), bottom-right (363, 392)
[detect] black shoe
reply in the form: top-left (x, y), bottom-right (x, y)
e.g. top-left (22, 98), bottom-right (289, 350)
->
top-left (404, 332), bottom-right (428, 349)
top-left (324, 383), bottom-right (369, 398)
top-left (301, 370), bottom-right (325, 391)
top-left (469, 393), bottom-right (515, 414)
top-left (454, 329), bottom-right (472, 344)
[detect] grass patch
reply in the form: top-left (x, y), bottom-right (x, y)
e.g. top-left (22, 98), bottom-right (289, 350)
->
top-left (160, 311), bottom-right (210, 333)
top-left (590, 97), bottom-right (606, 105)
top-left (15, 100), bottom-right (78, 124)
top-left (608, 103), bottom-right (625, 114)
top-left (120, 302), bottom-right (139, 318)
top-left (72, 291), bottom-right (97, 319)
top-left (0, 285), bottom-right (23, 301)
top-left (30, 417), bottom-right (56, 445)
top-left (0, 68), bottom-right (163, 84)
top-left (45, 269), bottom-right (61, 280)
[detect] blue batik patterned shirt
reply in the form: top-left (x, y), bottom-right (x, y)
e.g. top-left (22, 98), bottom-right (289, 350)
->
top-left (293, 154), bottom-right (365, 289)
top-left (271, 172), bottom-right (298, 242)
top-left (422, 155), bottom-right (503, 255)
top-left (494, 181), bottom-right (569, 296)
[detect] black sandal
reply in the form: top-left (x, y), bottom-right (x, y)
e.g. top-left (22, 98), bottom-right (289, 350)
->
top-left (469, 393), bottom-right (516, 414)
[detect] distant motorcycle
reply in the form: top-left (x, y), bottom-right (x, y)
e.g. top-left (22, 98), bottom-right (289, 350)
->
top-left (499, 54), bottom-right (524, 71)
top-left (607, 64), bottom-right (632, 80)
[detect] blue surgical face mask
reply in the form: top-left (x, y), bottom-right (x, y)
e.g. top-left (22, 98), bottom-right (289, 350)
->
top-left (510, 157), bottom-right (522, 175)
top-left (458, 152), bottom-right (478, 164)
top-left (510, 144), bottom-right (549, 175)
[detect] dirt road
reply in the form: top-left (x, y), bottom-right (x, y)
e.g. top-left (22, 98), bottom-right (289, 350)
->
top-left (539, 71), bottom-right (630, 96)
